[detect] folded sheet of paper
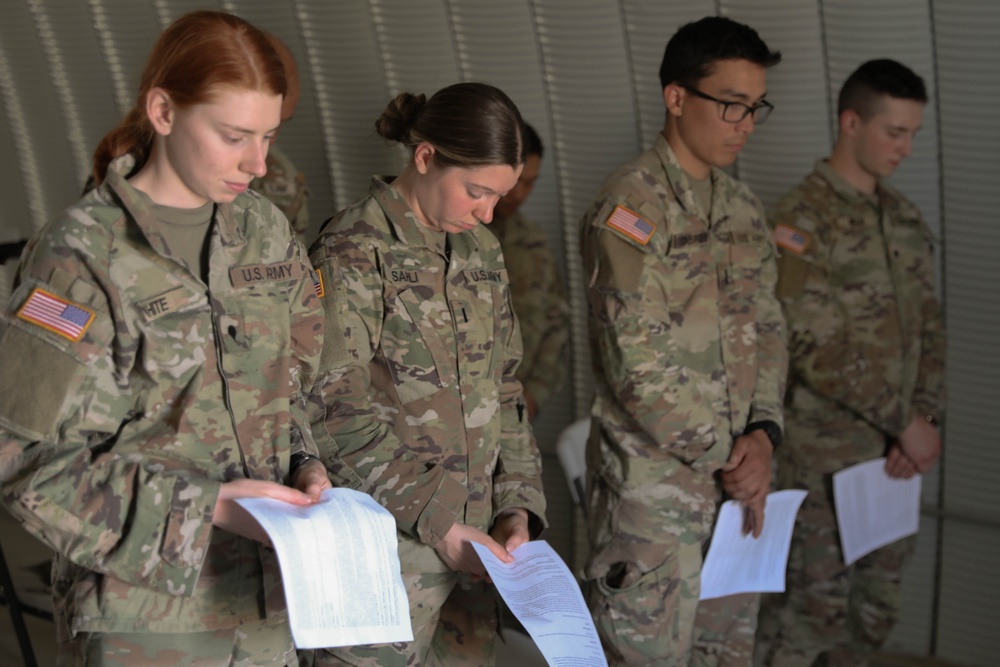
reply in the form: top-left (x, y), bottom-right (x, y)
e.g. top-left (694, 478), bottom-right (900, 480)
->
top-left (833, 457), bottom-right (922, 566)
top-left (699, 489), bottom-right (808, 601)
top-left (473, 540), bottom-right (608, 667)
top-left (236, 488), bottom-right (412, 649)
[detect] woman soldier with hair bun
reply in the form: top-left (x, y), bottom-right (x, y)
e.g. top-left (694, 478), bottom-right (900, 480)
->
top-left (309, 83), bottom-right (546, 666)
top-left (0, 11), bottom-right (327, 666)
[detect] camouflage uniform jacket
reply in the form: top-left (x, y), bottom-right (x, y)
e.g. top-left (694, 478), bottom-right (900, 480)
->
top-left (580, 134), bottom-right (787, 571)
top-left (309, 177), bottom-right (546, 548)
top-left (251, 144), bottom-right (310, 236)
top-left (0, 155), bottom-right (324, 636)
top-left (772, 160), bottom-right (945, 470)
top-left (489, 212), bottom-right (569, 407)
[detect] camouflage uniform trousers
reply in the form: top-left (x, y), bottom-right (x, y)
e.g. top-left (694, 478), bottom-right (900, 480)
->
top-left (755, 453), bottom-right (916, 667)
top-left (58, 618), bottom-right (297, 667)
top-left (586, 464), bottom-right (760, 666)
top-left (311, 533), bottom-right (500, 667)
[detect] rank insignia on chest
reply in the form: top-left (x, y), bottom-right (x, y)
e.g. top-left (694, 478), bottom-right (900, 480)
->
top-left (605, 205), bottom-right (655, 245)
top-left (17, 287), bottom-right (95, 342)
top-left (773, 224), bottom-right (810, 254)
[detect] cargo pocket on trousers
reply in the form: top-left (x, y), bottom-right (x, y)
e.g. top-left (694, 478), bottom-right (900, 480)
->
top-left (591, 553), bottom-right (681, 660)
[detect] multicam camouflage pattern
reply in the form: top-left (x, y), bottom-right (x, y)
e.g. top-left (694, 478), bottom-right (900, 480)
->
top-left (0, 154), bottom-right (324, 640)
top-left (488, 212), bottom-right (569, 410)
top-left (755, 160), bottom-right (946, 666)
top-left (251, 144), bottom-right (310, 236)
top-left (580, 134), bottom-right (787, 665)
top-left (308, 176), bottom-right (546, 666)
top-left (60, 617), bottom-right (298, 667)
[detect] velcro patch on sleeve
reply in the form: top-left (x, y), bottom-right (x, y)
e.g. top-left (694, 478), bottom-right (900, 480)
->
top-left (16, 287), bottom-right (95, 342)
top-left (312, 268), bottom-right (325, 298)
top-left (773, 224), bottom-right (811, 254)
top-left (605, 205), bottom-right (655, 245)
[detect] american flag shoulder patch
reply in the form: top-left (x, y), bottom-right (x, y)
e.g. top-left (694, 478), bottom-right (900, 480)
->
top-left (312, 268), bottom-right (325, 298)
top-left (16, 287), bottom-right (95, 342)
top-left (605, 205), bottom-right (655, 245)
top-left (773, 224), bottom-right (811, 255)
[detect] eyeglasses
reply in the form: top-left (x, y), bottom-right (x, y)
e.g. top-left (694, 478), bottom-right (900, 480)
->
top-left (681, 85), bottom-right (774, 125)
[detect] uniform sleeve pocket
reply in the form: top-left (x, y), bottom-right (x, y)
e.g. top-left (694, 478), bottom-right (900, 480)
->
top-left (0, 320), bottom-right (89, 440)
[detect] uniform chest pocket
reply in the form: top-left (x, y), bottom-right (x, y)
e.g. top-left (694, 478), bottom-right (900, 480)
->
top-left (723, 243), bottom-right (763, 299)
top-left (661, 240), bottom-right (717, 322)
top-left (221, 278), bottom-right (296, 356)
top-left (457, 270), bottom-right (510, 381)
top-left (830, 228), bottom-right (894, 310)
top-left (133, 285), bottom-right (214, 381)
top-left (381, 284), bottom-right (457, 404)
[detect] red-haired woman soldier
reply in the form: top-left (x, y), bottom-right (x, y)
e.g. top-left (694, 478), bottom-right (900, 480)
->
top-left (0, 11), bottom-right (326, 666)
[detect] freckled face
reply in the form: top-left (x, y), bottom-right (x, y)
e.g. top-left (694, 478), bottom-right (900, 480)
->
top-left (412, 161), bottom-right (522, 234)
top-left (160, 88), bottom-right (282, 206)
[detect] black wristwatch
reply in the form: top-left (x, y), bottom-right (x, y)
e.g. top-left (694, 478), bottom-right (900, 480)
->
top-left (289, 451), bottom-right (322, 476)
top-left (745, 420), bottom-right (782, 450)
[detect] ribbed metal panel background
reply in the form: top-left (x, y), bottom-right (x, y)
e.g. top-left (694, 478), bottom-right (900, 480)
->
top-left (28, 0), bottom-right (119, 188)
top-left (0, 26), bottom-right (33, 243)
top-left (0, 0), bottom-right (77, 233)
top-left (533, 0), bottom-right (640, 420)
top-left (938, 523), bottom-right (1000, 666)
top-left (86, 1), bottom-right (161, 115)
top-left (724, 0), bottom-right (831, 208)
top-left (934, 2), bottom-right (1000, 665)
top-left (0, 2), bottom-right (997, 662)
top-left (621, 1), bottom-right (715, 148)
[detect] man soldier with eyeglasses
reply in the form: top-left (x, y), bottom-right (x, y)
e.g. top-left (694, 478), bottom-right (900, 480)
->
top-left (579, 16), bottom-right (787, 666)
top-left (754, 59), bottom-right (945, 667)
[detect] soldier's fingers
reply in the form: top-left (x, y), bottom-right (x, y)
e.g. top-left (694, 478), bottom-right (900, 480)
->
top-left (262, 483), bottom-right (315, 505)
top-left (476, 534), bottom-right (514, 564)
top-left (752, 504), bottom-right (765, 538)
top-left (885, 448), bottom-right (912, 478)
top-left (721, 440), bottom-right (748, 472)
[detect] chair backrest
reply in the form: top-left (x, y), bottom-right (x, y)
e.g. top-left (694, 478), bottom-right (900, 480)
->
top-left (556, 418), bottom-right (591, 510)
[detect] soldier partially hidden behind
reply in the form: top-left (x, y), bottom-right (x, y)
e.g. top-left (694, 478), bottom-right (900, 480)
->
top-left (488, 122), bottom-right (569, 421)
top-left (0, 11), bottom-right (328, 666)
top-left (251, 33), bottom-right (310, 237)
top-left (579, 16), bottom-right (787, 666)
top-left (755, 59), bottom-right (946, 667)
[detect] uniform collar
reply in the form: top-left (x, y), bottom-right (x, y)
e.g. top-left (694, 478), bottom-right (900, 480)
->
top-left (813, 159), bottom-right (880, 208)
top-left (104, 154), bottom-right (244, 252)
top-left (369, 175), bottom-right (479, 260)
top-left (653, 133), bottom-right (719, 220)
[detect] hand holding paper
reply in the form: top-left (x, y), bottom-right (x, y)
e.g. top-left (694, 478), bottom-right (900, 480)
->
top-left (473, 541), bottom-right (608, 666)
top-left (699, 490), bottom-right (808, 600)
top-left (237, 488), bottom-right (413, 649)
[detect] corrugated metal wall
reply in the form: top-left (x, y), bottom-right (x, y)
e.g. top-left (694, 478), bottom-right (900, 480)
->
top-left (0, 2), bottom-right (996, 664)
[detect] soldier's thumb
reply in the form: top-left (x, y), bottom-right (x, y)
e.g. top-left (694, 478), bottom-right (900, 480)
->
top-left (721, 443), bottom-right (746, 472)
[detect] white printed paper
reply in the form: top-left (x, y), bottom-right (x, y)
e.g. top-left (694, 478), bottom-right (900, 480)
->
top-left (833, 457), bottom-right (921, 565)
top-left (699, 490), bottom-right (808, 600)
top-left (237, 488), bottom-right (412, 649)
top-left (473, 540), bottom-right (608, 667)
